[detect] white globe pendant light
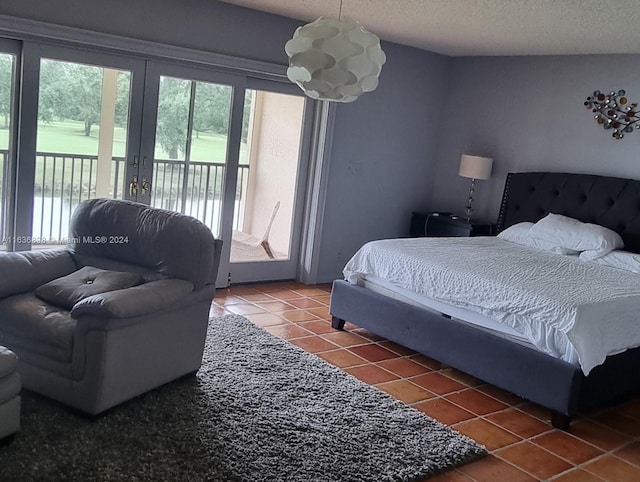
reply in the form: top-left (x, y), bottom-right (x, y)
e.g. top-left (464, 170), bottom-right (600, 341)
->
top-left (285, 15), bottom-right (386, 103)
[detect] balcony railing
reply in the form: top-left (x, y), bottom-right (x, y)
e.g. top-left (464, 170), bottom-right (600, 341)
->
top-left (0, 149), bottom-right (249, 245)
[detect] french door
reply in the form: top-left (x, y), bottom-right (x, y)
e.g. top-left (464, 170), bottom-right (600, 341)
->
top-left (8, 42), bottom-right (313, 286)
top-left (136, 63), bottom-right (313, 285)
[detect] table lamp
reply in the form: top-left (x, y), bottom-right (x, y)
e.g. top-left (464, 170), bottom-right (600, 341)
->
top-left (459, 154), bottom-right (493, 221)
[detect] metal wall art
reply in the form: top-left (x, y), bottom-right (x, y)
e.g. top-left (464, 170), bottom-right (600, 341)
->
top-left (585, 90), bottom-right (640, 139)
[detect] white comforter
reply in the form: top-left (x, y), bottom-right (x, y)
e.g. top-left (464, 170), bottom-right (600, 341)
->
top-left (343, 237), bottom-right (640, 375)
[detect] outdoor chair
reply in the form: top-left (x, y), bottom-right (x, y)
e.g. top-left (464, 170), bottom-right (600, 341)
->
top-left (231, 201), bottom-right (280, 261)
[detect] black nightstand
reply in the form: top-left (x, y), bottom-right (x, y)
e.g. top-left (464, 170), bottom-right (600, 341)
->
top-left (410, 212), bottom-right (495, 237)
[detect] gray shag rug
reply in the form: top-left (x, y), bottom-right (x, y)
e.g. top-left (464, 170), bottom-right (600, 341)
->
top-left (1, 314), bottom-right (486, 481)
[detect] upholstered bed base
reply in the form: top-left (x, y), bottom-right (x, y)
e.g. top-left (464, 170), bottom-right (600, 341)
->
top-left (330, 171), bottom-right (640, 429)
top-left (330, 280), bottom-right (640, 428)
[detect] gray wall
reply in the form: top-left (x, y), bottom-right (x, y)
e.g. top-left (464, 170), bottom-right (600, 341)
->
top-left (0, 0), bottom-right (449, 283)
top-left (430, 55), bottom-right (640, 225)
top-left (317, 43), bottom-right (448, 282)
top-left (0, 0), bottom-right (298, 64)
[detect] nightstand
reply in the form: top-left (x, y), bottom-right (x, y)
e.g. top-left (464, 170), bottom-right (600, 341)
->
top-left (410, 212), bottom-right (495, 237)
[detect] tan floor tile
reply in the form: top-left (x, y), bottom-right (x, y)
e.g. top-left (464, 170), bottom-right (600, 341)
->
top-left (297, 320), bottom-right (334, 334)
top-left (426, 470), bottom-right (474, 481)
top-left (440, 368), bottom-right (484, 387)
top-left (532, 430), bottom-right (604, 465)
top-left (238, 292), bottom-right (276, 302)
top-left (254, 300), bottom-right (297, 312)
top-left (618, 398), bottom-right (640, 421)
top-left (348, 344), bottom-right (399, 362)
top-left (552, 469), bottom-right (605, 482)
top-left (321, 331), bottom-right (368, 347)
top-left (345, 364), bottom-right (399, 385)
top-left (226, 303), bottom-right (266, 315)
top-left (376, 380), bottom-right (435, 404)
top-left (265, 289), bottom-right (305, 300)
top-left (317, 349), bottom-right (367, 368)
top-left (411, 372), bottom-right (466, 395)
top-left (614, 441), bottom-right (640, 467)
top-left (245, 313), bottom-right (286, 327)
top-left (569, 420), bottom-right (633, 451)
top-left (497, 441), bottom-right (572, 479)
top-left (313, 294), bottom-right (332, 306)
top-left (584, 455), bottom-right (640, 482)
top-left (377, 340), bottom-right (416, 356)
top-left (454, 419), bottom-right (521, 450)
top-left (306, 306), bottom-right (331, 319)
top-left (213, 294), bottom-right (246, 305)
top-left (376, 358), bottom-right (432, 378)
top-left (458, 455), bottom-right (536, 482)
top-left (286, 298), bottom-right (325, 309)
top-left (291, 287), bottom-right (327, 296)
top-left (227, 286), bottom-right (260, 296)
top-left (265, 324), bottom-right (312, 340)
top-left (446, 389), bottom-right (508, 416)
top-left (350, 328), bottom-right (386, 342)
top-left (280, 310), bottom-right (320, 322)
top-left (409, 354), bottom-right (444, 370)
top-left (477, 385), bottom-right (526, 406)
top-left (290, 336), bottom-right (338, 354)
top-left (209, 305), bottom-right (229, 317)
top-left (485, 408), bottom-right (551, 438)
top-left (413, 398), bottom-right (475, 425)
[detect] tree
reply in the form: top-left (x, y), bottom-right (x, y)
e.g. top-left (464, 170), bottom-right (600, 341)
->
top-left (155, 77), bottom-right (190, 159)
top-left (0, 54), bottom-right (14, 128)
top-left (38, 60), bottom-right (103, 136)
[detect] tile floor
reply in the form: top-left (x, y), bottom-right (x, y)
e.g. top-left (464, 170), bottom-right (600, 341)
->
top-left (211, 282), bottom-right (640, 482)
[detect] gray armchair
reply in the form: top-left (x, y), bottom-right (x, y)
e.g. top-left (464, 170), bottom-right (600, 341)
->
top-left (0, 199), bottom-right (222, 415)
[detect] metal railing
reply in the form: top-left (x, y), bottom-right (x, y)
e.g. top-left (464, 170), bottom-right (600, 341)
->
top-left (0, 149), bottom-right (249, 245)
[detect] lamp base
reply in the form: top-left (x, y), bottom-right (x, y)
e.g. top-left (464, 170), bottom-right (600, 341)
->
top-left (465, 178), bottom-right (476, 221)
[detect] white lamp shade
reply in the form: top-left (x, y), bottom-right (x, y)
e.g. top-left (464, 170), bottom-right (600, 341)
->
top-left (285, 17), bottom-right (386, 103)
top-left (459, 155), bottom-right (493, 180)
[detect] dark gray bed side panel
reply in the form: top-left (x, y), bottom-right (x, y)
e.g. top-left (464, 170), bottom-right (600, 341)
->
top-left (330, 280), bottom-right (582, 415)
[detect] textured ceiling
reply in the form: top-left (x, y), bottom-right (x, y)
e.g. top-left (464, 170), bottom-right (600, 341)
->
top-left (219, 0), bottom-right (640, 56)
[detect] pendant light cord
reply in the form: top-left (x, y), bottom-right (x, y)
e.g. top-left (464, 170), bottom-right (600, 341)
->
top-left (338, 0), bottom-right (343, 19)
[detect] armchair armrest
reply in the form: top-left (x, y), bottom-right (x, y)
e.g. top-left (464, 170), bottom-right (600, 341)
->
top-left (0, 249), bottom-right (76, 299)
top-left (70, 278), bottom-right (195, 320)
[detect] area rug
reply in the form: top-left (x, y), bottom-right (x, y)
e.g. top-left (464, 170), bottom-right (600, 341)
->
top-left (0, 314), bottom-right (486, 481)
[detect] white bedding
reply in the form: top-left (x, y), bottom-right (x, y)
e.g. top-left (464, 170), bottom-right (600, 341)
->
top-left (343, 237), bottom-right (640, 375)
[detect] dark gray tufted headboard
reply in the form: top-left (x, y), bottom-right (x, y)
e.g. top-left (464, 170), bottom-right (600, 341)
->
top-left (497, 172), bottom-right (640, 253)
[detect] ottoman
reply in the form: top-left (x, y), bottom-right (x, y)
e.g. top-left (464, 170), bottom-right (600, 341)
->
top-left (0, 345), bottom-right (20, 441)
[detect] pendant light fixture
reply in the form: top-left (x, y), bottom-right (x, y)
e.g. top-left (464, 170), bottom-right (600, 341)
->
top-left (284, 1), bottom-right (386, 103)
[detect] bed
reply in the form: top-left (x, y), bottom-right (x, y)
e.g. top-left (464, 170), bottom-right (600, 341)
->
top-left (329, 171), bottom-right (640, 429)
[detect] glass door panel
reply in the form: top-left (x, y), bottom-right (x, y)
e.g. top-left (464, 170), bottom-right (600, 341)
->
top-left (150, 75), bottom-right (232, 238)
top-left (32, 57), bottom-right (133, 247)
top-left (230, 89), bottom-right (305, 263)
top-left (227, 81), bottom-right (314, 285)
top-left (0, 50), bottom-right (17, 251)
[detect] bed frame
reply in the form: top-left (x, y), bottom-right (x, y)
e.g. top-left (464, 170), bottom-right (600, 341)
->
top-left (329, 172), bottom-right (640, 429)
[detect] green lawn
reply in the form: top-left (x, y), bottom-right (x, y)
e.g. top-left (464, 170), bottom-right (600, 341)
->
top-left (0, 120), bottom-right (247, 164)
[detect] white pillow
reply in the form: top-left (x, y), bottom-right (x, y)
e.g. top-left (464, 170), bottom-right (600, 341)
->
top-left (498, 222), bottom-right (578, 254)
top-left (586, 250), bottom-right (640, 273)
top-left (529, 213), bottom-right (623, 259)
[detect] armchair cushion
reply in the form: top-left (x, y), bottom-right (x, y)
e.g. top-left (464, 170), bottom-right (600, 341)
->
top-left (0, 293), bottom-right (76, 362)
top-left (71, 278), bottom-right (195, 321)
top-left (35, 266), bottom-right (143, 310)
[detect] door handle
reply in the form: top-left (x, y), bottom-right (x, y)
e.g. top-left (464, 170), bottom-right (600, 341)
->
top-left (130, 155), bottom-right (139, 167)
top-left (140, 177), bottom-right (151, 196)
top-left (130, 175), bottom-right (139, 196)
